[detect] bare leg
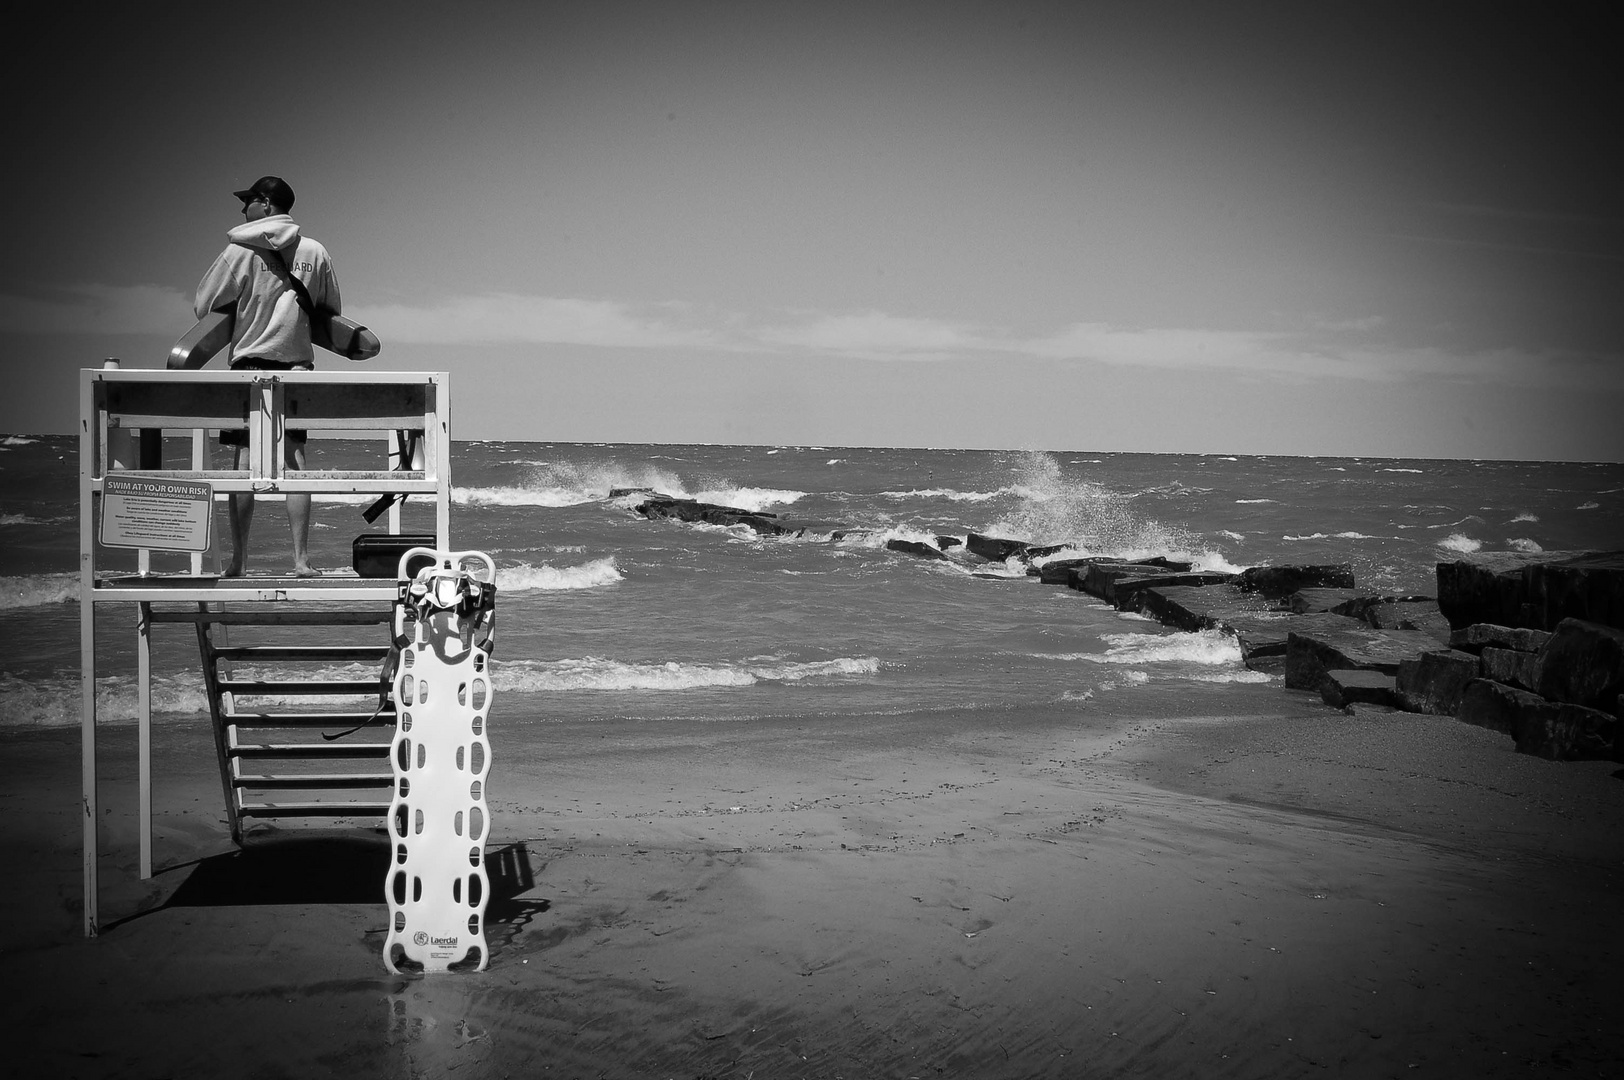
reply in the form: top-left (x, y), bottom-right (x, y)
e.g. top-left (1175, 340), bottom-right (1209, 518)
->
top-left (225, 444), bottom-right (254, 577)
top-left (288, 438), bottom-right (320, 577)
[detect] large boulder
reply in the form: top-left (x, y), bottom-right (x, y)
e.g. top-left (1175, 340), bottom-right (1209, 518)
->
top-left (1110, 571), bottom-right (1238, 612)
top-left (1437, 551), bottom-right (1624, 631)
top-left (1362, 600), bottom-right (1453, 643)
top-left (1036, 557), bottom-right (1109, 585)
top-left (1533, 617), bottom-right (1624, 714)
top-left (1288, 588), bottom-right (1366, 614)
top-left (1078, 563), bottom-right (1175, 603)
top-left (886, 539), bottom-right (947, 561)
top-left (1455, 679), bottom-right (1618, 760)
top-left (1134, 584), bottom-right (1299, 663)
top-left (1514, 701), bottom-right (1618, 762)
top-left (636, 497), bottom-right (789, 536)
top-left (965, 533), bottom-right (1028, 562)
top-left (1320, 669), bottom-right (1399, 710)
top-left (1525, 552), bottom-right (1624, 631)
top-left (1479, 646), bottom-right (1540, 691)
top-left (1448, 623), bottom-right (1552, 654)
top-left (1457, 679), bottom-right (1538, 736)
top-left (1239, 565), bottom-right (1356, 598)
top-left (1436, 551), bottom-right (1560, 630)
top-left (1395, 649), bottom-right (1480, 715)
top-left (1285, 622), bottom-right (1443, 694)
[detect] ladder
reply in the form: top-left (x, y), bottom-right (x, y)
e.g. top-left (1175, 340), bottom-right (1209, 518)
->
top-left (187, 605), bottom-right (399, 843)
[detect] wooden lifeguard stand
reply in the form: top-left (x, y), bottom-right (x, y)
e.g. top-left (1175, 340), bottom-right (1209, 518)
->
top-left (78, 367), bottom-right (451, 936)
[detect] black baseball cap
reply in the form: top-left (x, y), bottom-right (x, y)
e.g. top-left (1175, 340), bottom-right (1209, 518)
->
top-left (232, 175), bottom-right (295, 211)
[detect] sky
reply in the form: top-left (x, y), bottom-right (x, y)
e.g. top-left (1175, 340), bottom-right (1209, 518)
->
top-left (3, 0), bottom-right (1622, 460)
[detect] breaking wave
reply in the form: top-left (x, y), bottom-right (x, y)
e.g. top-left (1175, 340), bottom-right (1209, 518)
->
top-left (0, 573), bottom-right (77, 610)
top-left (0, 671), bottom-right (210, 727)
top-left (496, 655), bottom-right (879, 692)
top-left (979, 452), bottom-right (1233, 571)
top-left (497, 557), bottom-right (623, 592)
top-left (457, 459), bottom-right (804, 513)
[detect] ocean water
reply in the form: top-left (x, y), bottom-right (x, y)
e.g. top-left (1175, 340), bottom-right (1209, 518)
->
top-left (1, 435), bottom-right (1620, 731)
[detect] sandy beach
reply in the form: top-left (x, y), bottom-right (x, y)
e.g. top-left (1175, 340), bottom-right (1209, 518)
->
top-left (2, 685), bottom-right (1619, 1080)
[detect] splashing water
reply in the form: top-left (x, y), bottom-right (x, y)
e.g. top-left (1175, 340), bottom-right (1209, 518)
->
top-left (981, 452), bottom-right (1229, 568)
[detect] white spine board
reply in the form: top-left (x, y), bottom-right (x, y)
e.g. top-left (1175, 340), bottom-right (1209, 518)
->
top-left (384, 550), bottom-right (496, 973)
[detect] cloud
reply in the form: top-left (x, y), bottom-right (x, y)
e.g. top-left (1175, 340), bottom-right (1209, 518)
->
top-left (10, 283), bottom-right (1620, 392)
top-left (346, 294), bottom-right (727, 349)
top-left (0, 284), bottom-right (192, 336)
top-left (755, 310), bottom-right (989, 361)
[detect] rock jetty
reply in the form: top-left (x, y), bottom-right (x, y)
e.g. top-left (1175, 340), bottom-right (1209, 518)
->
top-left (626, 494), bottom-right (1623, 763)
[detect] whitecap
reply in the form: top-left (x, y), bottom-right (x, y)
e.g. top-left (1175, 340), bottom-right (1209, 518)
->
top-left (495, 655), bottom-right (879, 693)
top-left (1437, 533), bottom-right (1482, 554)
top-left (879, 487), bottom-right (1005, 503)
top-left (0, 573), bottom-right (77, 609)
top-left (690, 486), bottom-right (806, 512)
top-left (455, 484), bottom-right (596, 507)
top-left (1083, 629), bottom-right (1245, 667)
top-left (497, 557), bottom-right (623, 592)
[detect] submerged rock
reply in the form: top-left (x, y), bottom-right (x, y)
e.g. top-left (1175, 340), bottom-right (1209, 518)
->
top-left (965, 533), bottom-right (1029, 562)
top-left (635, 497), bottom-right (789, 536)
top-left (886, 539), bottom-right (948, 561)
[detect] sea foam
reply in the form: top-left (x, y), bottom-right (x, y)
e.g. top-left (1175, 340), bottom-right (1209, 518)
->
top-left (0, 573), bottom-right (77, 610)
top-left (495, 655), bottom-right (879, 693)
top-left (497, 557), bottom-right (623, 592)
top-left (979, 452), bottom-right (1230, 571)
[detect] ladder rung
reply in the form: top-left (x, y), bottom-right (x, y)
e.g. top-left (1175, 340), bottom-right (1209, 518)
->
top-left (238, 801), bottom-right (393, 818)
top-left (231, 742), bottom-right (393, 759)
top-left (224, 710), bottom-right (396, 728)
top-left (152, 609), bottom-right (393, 625)
top-left (219, 680), bottom-right (382, 696)
top-left (233, 773), bottom-right (395, 789)
top-left (214, 645), bottom-right (391, 663)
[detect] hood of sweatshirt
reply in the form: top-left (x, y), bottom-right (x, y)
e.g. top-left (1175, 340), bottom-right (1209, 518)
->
top-left (226, 213), bottom-right (301, 253)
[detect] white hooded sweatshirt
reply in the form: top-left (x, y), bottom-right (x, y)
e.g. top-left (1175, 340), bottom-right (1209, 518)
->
top-left (193, 214), bottom-right (341, 366)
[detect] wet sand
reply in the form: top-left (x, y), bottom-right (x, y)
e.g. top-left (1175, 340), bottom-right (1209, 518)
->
top-left (3, 688), bottom-right (1622, 1079)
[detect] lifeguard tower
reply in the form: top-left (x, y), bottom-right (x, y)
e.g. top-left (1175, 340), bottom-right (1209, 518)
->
top-left (78, 366), bottom-right (451, 936)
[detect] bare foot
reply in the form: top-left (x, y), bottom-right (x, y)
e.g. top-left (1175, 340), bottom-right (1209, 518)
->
top-left (223, 563), bottom-right (245, 578)
top-left (293, 564), bottom-right (323, 578)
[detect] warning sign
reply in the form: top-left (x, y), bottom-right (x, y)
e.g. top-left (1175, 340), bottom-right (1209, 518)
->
top-left (100, 476), bottom-right (213, 552)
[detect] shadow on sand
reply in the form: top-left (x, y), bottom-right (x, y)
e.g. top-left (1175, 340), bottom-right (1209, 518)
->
top-left (109, 835), bottom-right (552, 957)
